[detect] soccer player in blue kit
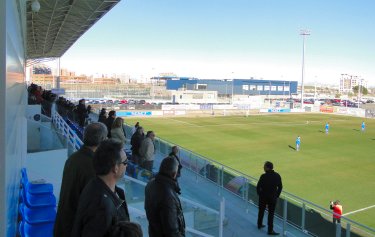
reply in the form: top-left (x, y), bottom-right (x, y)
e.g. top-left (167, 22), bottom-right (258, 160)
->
top-left (325, 122), bottom-right (330, 134)
top-left (296, 136), bottom-right (301, 151)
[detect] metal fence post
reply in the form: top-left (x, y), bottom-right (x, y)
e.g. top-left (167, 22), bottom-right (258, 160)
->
top-left (221, 166), bottom-right (224, 188)
top-left (219, 197), bottom-right (225, 237)
top-left (336, 223), bottom-right (342, 237)
top-left (302, 203), bottom-right (306, 231)
top-left (217, 165), bottom-right (221, 195)
top-left (346, 223), bottom-right (351, 237)
top-left (195, 157), bottom-right (198, 181)
top-left (283, 199), bottom-right (287, 236)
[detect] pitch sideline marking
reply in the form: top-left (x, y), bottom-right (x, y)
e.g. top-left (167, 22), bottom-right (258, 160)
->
top-left (166, 118), bottom-right (202, 127)
top-left (342, 204), bottom-right (375, 216)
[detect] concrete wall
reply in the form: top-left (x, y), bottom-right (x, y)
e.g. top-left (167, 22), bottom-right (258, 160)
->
top-left (0, 0), bottom-right (26, 236)
top-left (26, 149), bottom-right (69, 203)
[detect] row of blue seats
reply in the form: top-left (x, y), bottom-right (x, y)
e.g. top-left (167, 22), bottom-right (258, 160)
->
top-left (19, 168), bottom-right (56, 237)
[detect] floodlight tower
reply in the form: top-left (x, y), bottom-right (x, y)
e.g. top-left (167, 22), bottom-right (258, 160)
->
top-left (300, 29), bottom-right (310, 109)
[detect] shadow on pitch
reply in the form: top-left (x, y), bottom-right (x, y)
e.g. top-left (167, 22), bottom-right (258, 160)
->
top-left (288, 145), bottom-right (296, 151)
top-left (353, 129), bottom-right (360, 132)
top-left (318, 130), bottom-right (324, 133)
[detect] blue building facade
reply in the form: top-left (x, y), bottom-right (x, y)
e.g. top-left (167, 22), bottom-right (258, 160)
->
top-left (166, 78), bottom-right (298, 96)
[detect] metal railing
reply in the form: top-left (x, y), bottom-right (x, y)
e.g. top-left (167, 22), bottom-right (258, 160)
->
top-left (51, 111), bottom-right (218, 237)
top-left (123, 124), bottom-right (375, 237)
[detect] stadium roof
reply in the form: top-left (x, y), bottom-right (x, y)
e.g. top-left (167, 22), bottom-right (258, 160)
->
top-left (26, 0), bottom-right (120, 62)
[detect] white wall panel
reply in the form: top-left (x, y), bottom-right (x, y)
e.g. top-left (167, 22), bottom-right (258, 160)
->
top-left (0, 0), bottom-right (26, 236)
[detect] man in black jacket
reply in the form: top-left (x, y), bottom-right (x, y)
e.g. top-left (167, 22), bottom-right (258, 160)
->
top-left (130, 126), bottom-right (144, 165)
top-left (105, 110), bottom-right (116, 138)
top-left (72, 139), bottom-right (130, 237)
top-left (76, 99), bottom-right (88, 127)
top-left (257, 161), bottom-right (283, 235)
top-left (54, 122), bottom-right (107, 237)
top-left (145, 157), bottom-right (185, 237)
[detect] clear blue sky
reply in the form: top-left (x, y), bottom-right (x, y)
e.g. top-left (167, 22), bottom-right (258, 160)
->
top-left (61, 0), bottom-right (375, 86)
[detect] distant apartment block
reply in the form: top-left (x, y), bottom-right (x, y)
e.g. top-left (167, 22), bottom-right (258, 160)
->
top-left (339, 74), bottom-right (367, 93)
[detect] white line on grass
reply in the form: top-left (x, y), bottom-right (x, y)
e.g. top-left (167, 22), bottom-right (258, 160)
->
top-left (201, 122), bottom-right (308, 127)
top-left (342, 204), bottom-right (375, 216)
top-left (166, 118), bottom-right (202, 127)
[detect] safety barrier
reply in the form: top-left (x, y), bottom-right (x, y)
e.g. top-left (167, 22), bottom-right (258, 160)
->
top-left (123, 124), bottom-right (375, 237)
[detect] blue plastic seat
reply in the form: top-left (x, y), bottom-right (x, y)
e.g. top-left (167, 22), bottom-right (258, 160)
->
top-left (21, 168), bottom-right (53, 195)
top-left (20, 221), bottom-right (54, 237)
top-left (21, 204), bottom-right (56, 224)
top-left (23, 191), bottom-right (56, 208)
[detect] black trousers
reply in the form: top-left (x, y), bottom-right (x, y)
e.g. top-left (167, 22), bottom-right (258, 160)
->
top-left (258, 197), bottom-right (277, 232)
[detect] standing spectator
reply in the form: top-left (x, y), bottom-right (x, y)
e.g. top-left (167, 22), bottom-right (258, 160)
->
top-left (325, 122), bottom-right (330, 134)
top-left (105, 110), bottom-right (117, 138)
top-left (145, 157), bottom-right (185, 237)
top-left (169, 146), bottom-right (182, 178)
top-left (132, 122), bottom-right (140, 135)
top-left (76, 99), bottom-right (88, 127)
top-left (87, 105), bottom-right (92, 114)
top-left (257, 161), bottom-right (283, 235)
top-left (111, 117), bottom-right (126, 147)
top-left (139, 131), bottom-right (156, 172)
top-left (361, 121), bottom-right (365, 132)
top-left (130, 126), bottom-right (144, 165)
top-left (71, 139), bottom-right (130, 237)
top-left (295, 136), bottom-right (301, 152)
top-left (98, 108), bottom-right (107, 123)
top-left (330, 200), bottom-right (343, 224)
top-left (34, 86), bottom-right (44, 104)
top-left (54, 123), bottom-right (108, 237)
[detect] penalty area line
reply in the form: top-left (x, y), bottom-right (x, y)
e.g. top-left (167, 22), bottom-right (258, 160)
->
top-left (342, 204), bottom-right (375, 216)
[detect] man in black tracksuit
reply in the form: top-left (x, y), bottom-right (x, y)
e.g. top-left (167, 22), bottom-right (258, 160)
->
top-left (257, 161), bottom-right (283, 235)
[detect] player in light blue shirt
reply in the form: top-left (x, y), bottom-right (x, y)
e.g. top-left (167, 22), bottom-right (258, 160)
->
top-left (296, 136), bottom-right (301, 151)
top-left (361, 121), bottom-right (365, 132)
top-left (325, 122), bottom-right (330, 134)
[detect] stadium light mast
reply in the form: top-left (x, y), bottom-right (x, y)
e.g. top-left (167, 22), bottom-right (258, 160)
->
top-left (300, 29), bottom-right (310, 109)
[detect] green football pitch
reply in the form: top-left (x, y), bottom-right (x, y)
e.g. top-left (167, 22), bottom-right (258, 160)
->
top-left (126, 113), bottom-right (375, 227)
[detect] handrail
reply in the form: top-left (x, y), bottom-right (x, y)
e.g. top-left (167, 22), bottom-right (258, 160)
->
top-left (125, 123), bottom-right (375, 236)
top-left (52, 111), bottom-right (83, 152)
top-left (127, 203), bottom-right (214, 237)
top-left (122, 175), bottom-right (220, 215)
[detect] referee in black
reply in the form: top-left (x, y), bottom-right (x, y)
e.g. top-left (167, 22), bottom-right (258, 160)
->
top-left (257, 161), bottom-right (283, 235)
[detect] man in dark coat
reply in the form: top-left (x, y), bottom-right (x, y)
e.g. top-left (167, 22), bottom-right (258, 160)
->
top-left (145, 157), bottom-right (185, 237)
top-left (54, 123), bottom-right (107, 237)
top-left (105, 110), bottom-right (116, 138)
top-left (257, 161), bottom-right (283, 235)
top-left (98, 108), bottom-right (107, 124)
top-left (71, 139), bottom-right (130, 237)
top-left (76, 99), bottom-right (88, 127)
top-left (130, 126), bottom-right (144, 165)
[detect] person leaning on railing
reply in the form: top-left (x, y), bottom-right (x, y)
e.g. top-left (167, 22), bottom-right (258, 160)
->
top-left (330, 200), bottom-right (343, 224)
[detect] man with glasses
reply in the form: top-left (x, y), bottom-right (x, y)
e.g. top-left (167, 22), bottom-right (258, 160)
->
top-left (72, 139), bottom-right (130, 237)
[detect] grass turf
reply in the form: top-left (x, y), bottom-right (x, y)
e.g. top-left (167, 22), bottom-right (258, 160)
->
top-left (125, 113), bottom-right (375, 227)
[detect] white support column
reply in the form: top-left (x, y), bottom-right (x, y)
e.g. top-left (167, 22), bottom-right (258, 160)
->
top-left (301, 203), bottom-right (306, 231)
top-left (346, 223), bottom-right (351, 237)
top-left (336, 223), bottom-right (342, 237)
top-left (283, 199), bottom-right (287, 236)
top-left (219, 197), bottom-right (225, 237)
